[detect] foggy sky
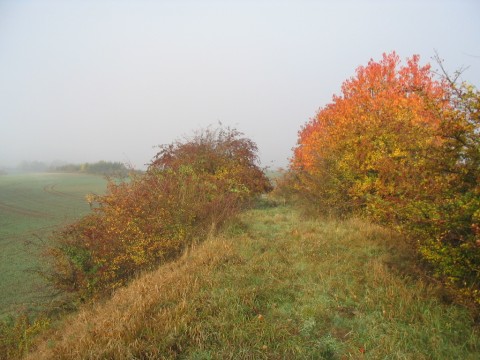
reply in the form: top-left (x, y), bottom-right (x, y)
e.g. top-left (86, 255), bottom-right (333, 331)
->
top-left (1, 0), bottom-right (479, 170)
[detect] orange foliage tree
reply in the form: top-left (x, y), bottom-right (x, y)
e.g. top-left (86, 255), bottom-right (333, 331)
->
top-left (291, 52), bottom-right (480, 303)
top-left (292, 52), bottom-right (447, 217)
top-left (46, 126), bottom-right (271, 299)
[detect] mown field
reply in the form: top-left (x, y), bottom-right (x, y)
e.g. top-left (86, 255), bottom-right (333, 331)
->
top-left (0, 173), bottom-right (107, 317)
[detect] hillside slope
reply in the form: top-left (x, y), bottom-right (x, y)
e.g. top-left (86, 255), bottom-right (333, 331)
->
top-left (27, 203), bottom-right (479, 359)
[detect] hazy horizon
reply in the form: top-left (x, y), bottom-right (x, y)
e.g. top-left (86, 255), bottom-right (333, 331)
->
top-left (1, 0), bottom-right (479, 170)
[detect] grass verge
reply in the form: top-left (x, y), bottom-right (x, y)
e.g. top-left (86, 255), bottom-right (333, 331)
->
top-left (25, 202), bottom-right (479, 359)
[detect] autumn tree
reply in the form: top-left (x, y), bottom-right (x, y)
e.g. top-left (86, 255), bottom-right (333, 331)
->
top-left (292, 52), bottom-right (447, 217)
top-left (290, 52), bottom-right (480, 303)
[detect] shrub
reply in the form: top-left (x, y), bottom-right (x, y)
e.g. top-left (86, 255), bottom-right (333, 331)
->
top-left (54, 160), bottom-right (130, 176)
top-left (45, 126), bottom-right (271, 299)
top-left (150, 126), bottom-right (272, 196)
top-left (0, 313), bottom-right (49, 360)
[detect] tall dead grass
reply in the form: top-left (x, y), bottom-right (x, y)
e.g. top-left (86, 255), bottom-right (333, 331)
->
top-left (28, 237), bottom-right (239, 359)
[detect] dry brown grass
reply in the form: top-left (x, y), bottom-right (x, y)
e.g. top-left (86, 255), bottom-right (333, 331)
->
top-left (27, 238), bottom-right (239, 359)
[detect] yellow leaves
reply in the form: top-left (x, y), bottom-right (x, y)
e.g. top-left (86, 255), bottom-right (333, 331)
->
top-left (292, 52), bottom-right (448, 216)
top-left (50, 126), bottom-right (271, 298)
top-left (85, 193), bottom-right (95, 207)
top-left (287, 52), bottom-right (480, 305)
top-left (391, 147), bottom-right (408, 159)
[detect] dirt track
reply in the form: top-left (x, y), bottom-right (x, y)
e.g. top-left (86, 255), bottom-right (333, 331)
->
top-left (0, 201), bottom-right (49, 218)
top-left (42, 183), bottom-right (81, 199)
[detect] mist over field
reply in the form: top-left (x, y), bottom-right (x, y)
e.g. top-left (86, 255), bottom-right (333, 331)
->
top-left (1, 0), bottom-right (479, 171)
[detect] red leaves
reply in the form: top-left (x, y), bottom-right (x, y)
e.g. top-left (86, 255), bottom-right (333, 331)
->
top-left (47, 126), bottom-right (271, 299)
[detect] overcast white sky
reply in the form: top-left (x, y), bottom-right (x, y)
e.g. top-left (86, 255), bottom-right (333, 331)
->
top-left (1, 0), bottom-right (479, 170)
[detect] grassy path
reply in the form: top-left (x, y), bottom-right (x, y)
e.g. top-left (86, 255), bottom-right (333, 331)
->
top-left (28, 203), bottom-right (479, 359)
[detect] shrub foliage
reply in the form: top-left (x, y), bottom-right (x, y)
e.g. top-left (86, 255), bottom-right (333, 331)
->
top-left (46, 127), bottom-right (271, 299)
top-left (54, 160), bottom-right (130, 176)
top-left (0, 314), bottom-right (49, 360)
top-left (289, 52), bottom-right (480, 303)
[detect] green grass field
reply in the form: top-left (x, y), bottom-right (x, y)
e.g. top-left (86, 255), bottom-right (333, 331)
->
top-left (0, 173), bottom-right (107, 317)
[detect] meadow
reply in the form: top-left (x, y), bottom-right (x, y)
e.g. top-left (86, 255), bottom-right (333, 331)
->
top-left (0, 173), bottom-right (107, 317)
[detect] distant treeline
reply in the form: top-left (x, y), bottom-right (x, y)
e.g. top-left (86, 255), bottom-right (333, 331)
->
top-left (55, 161), bottom-right (131, 176)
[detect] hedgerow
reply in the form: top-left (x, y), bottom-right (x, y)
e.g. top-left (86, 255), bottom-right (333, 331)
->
top-left (45, 126), bottom-right (271, 299)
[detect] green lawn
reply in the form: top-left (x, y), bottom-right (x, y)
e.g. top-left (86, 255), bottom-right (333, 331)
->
top-left (0, 173), bottom-right (107, 317)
